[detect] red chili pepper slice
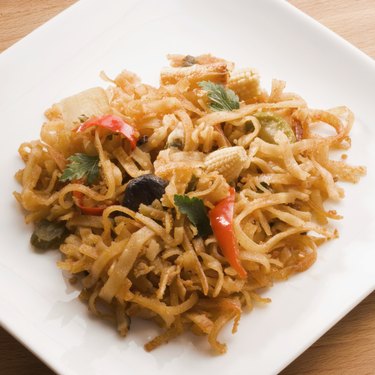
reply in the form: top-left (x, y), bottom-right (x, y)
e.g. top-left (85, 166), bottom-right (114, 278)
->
top-left (209, 188), bottom-right (247, 279)
top-left (76, 114), bottom-right (139, 150)
top-left (73, 190), bottom-right (107, 216)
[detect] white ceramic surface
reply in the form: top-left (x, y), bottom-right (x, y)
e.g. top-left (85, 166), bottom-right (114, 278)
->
top-left (1, 1), bottom-right (374, 374)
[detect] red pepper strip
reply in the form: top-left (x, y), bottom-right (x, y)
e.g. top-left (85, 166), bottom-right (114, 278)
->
top-left (209, 188), bottom-right (247, 279)
top-left (76, 114), bottom-right (139, 150)
top-left (73, 191), bottom-right (106, 216)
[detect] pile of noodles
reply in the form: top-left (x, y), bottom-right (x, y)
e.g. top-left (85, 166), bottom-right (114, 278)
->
top-left (14, 54), bottom-right (366, 354)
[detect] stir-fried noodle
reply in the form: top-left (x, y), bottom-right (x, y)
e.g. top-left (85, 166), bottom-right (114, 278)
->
top-left (14, 54), bottom-right (365, 353)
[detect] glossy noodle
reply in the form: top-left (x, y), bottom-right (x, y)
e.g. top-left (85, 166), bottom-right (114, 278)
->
top-left (14, 54), bottom-right (366, 354)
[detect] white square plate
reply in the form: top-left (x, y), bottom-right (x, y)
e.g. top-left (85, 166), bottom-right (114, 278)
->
top-left (1, 1), bottom-right (374, 374)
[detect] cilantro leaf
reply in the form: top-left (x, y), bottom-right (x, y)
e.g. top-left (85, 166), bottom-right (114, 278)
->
top-left (198, 81), bottom-right (240, 112)
top-left (59, 153), bottom-right (100, 185)
top-left (174, 195), bottom-right (213, 237)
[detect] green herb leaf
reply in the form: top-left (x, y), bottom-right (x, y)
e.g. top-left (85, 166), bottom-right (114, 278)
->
top-left (198, 81), bottom-right (240, 112)
top-left (174, 195), bottom-right (213, 237)
top-left (60, 153), bottom-right (100, 185)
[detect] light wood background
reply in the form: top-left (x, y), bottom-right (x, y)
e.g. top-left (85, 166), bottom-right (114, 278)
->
top-left (0, 1), bottom-right (374, 374)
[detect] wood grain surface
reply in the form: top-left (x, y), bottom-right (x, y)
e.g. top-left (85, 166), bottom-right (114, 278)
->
top-left (0, 1), bottom-right (374, 374)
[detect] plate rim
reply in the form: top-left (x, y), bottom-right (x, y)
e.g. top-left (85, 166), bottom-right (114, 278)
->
top-left (1, 1), bottom-right (375, 375)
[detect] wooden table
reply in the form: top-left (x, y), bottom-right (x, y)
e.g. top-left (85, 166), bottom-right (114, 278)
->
top-left (0, 1), bottom-right (374, 374)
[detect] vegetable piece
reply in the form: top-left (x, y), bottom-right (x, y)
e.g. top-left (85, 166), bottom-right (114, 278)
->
top-left (174, 195), bottom-right (213, 237)
top-left (166, 121), bottom-right (185, 149)
top-left (204, 146), bottom-right (248, 182)
top-left (254, 112), bottom-right (296, 144)
top-left (30, 220), bottom-right (69, 250)
top-left (209, 188), bottom-right (247, 279)
top-left (244, 120), bottom-right (255, 133)
top-left (57, 87), bottom-right (110, 129)
top-left (186, 175), bottom-right (198, 193)
top-left (167, 53), bottom-right (233, 69)
top-left (59, 153), bottom-right (100, 185)
top-left (137, 135), bottom-right (149, 146)
top-left (78, 114), bottom-right (89, 123)
top-left (161, 63), bottom-right (229, 86)
top-left (123, 174), bottom-right (168, 212)
top-left (76, 114), bottom-right (139, 150)
top-left (182, 55), bottom-right (197, 67)
top-left (73, 190), bottom-right (107, 216)
top-left (292, 118), bottom-right (304, 141)
top-left (227, 68), bottom-right (261, 103)
top-left (198, 81), bottom-right (240, 112)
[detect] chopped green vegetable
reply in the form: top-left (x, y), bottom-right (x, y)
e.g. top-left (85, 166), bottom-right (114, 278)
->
top-left (254, 112), bottom-right (296, 144)
top-left (186, 175), bottom-right (198, 193)
top-left (30, 220), bottom-right (69, 250)
top-left (182, 55), bottom-right (197, 67)
top-left (167, 139), bottom-right (183, 150)
top-left (78, 114), bottom-right (89, 123)
top-left (198, 81), bottom-right (240, 112)
top-left (244, 120), bottom-right (255, 132)
top-left (174, 195), bottom-right (213, 237)
top-left (60, 153), bottom-right (100, 185)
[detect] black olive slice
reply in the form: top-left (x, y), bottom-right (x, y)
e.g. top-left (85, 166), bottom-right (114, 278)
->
top-left (123, 174), bottom-right (168, 212)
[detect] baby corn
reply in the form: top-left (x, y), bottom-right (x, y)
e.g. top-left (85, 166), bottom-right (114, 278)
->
top-left (204, 146), bottom-right (249, 182)
top-left (227, 69), bottom-right (261, 103)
